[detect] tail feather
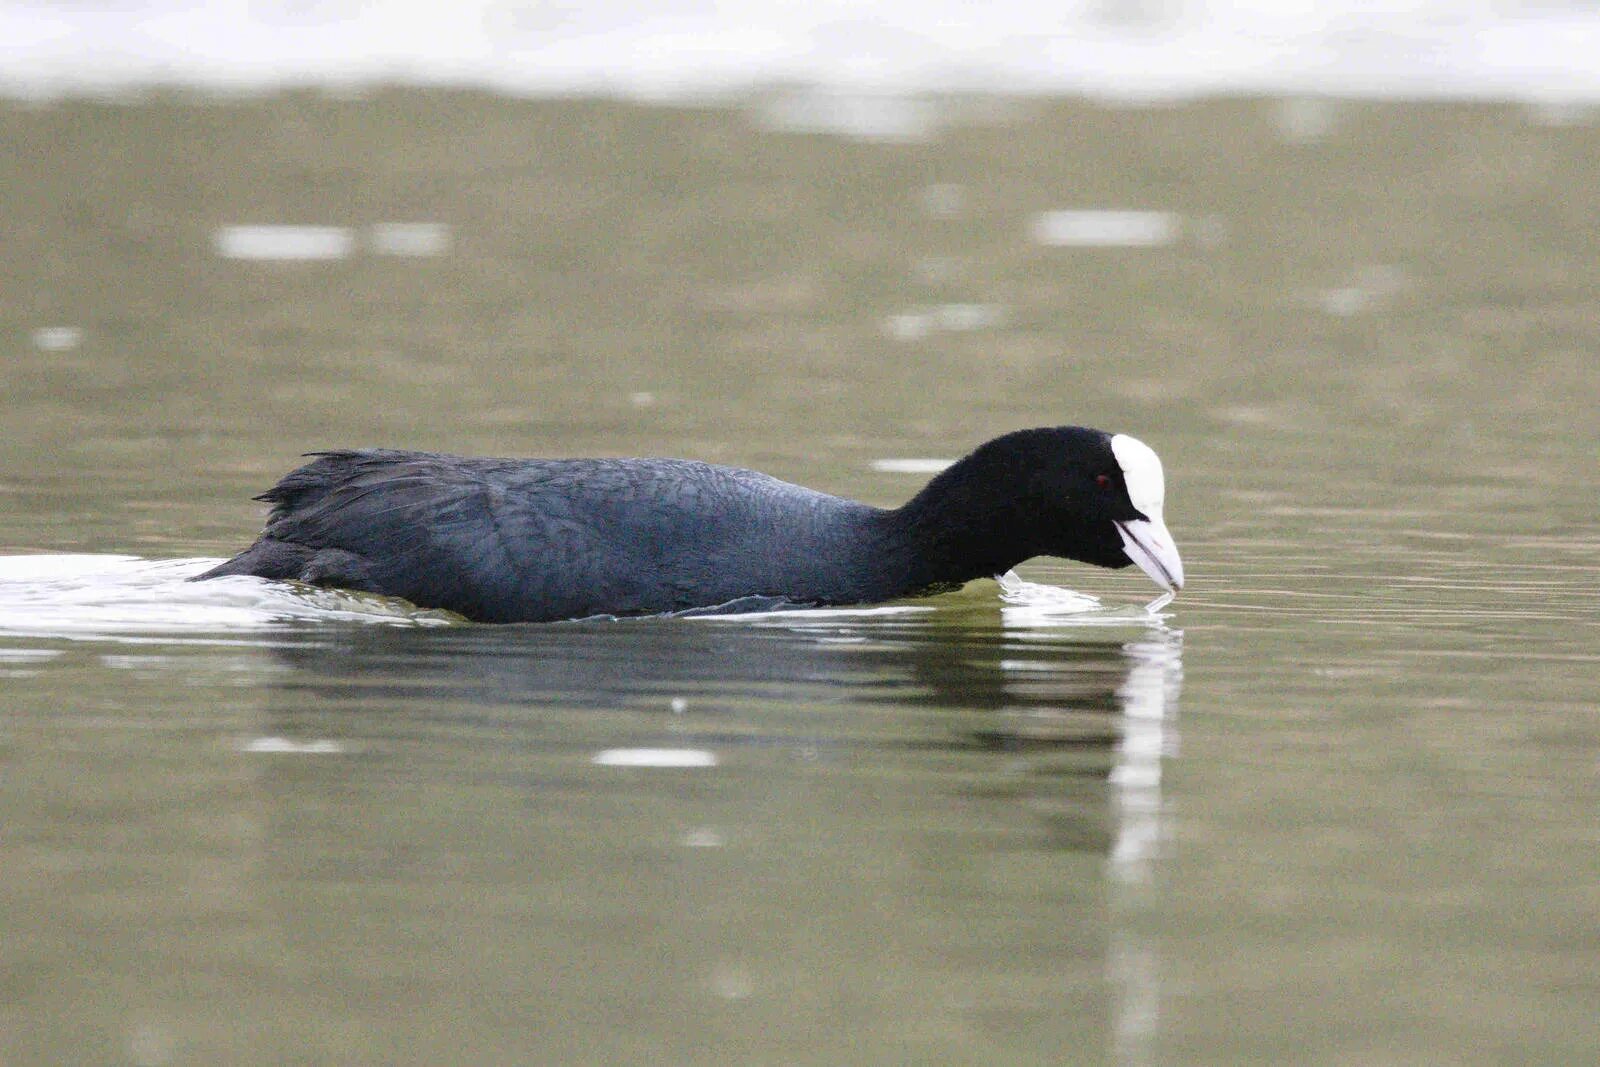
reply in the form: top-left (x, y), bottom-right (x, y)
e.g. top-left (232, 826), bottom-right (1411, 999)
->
top-left (254, 450), bottom-right (406, 517)
top-left (192, 538), bottom-right (317, 582)
top-left (194, 450), bottom-right (426, 585)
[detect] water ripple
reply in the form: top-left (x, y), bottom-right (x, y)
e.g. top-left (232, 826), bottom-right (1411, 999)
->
top-left (0, 554), bottom-right (453, 640)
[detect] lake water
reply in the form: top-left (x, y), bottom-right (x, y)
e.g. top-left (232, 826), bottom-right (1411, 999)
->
top-left (1, 93), bottom-right (1597, 1064)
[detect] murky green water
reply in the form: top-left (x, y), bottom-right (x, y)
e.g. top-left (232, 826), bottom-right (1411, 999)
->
top-left (2, 92), bottom-right (1597, 1064)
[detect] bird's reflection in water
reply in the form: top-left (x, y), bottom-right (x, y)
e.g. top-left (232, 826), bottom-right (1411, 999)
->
top-left (260, 605), bottom-right (1182, 1060)
top-left (264, 607), bottom-right (1182, 861)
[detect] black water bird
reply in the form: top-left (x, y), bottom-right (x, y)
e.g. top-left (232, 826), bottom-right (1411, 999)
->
top-left (196, 426), bottom-right (1183, 622)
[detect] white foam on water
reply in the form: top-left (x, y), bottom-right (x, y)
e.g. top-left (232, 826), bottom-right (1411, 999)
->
top-left (592, 748), bottom-right (718, 768)
top-left (934, 303), bottom-right (1005, 331)
top-left (366, 222), bottom-right (451, 257)
top-left (213, 225), bottom-right (353, 261)
top-left (1031, 210), bottom-right (1179, 248)
top-left (239, 736), bottom-right (346, 755)
top-left (0, 553), bottom-right (455, 641)
top-left (884, 299), bottom-right (1007, 344)
top-left (869, 457), bottom-right (955, 474)
top-left (31, 326), bottom-right (81, 351)
top-left (882, 312), bottom-right (934, 342)
top-left (995, 571), bottom-right (1177, 630)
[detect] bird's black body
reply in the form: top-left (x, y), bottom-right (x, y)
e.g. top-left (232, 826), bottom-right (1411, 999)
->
top-left (196, 427), bottom-right (1164, 623)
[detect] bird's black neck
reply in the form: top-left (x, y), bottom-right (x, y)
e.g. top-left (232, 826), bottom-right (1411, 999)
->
top-left (884, 453), bottom-right (1041, 589)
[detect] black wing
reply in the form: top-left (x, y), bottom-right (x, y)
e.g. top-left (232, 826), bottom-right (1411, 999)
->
top-left (205, 451), bottom-right (605, 620)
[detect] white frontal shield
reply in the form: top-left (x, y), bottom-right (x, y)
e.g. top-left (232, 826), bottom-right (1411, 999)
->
top-left (1109, 434), bottom-right (1184, 592)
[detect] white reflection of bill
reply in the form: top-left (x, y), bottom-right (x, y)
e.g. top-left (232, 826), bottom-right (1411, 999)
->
top-left (1109, 631), bottom-right (1183, 1067)
top-left (994, 596), bottom-right (1181, 1065)
top-left (1110, 633), bottom-right (1183, 881)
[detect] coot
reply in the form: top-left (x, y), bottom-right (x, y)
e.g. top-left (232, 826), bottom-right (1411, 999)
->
top-left (196, 426), bottom-right (1183, 623)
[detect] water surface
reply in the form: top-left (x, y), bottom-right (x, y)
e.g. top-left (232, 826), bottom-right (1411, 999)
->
top-left (2, 92), bottom-right (1597, 1064)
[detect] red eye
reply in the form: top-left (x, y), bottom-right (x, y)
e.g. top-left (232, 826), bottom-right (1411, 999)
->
top-left (1096, 473), bottom-right (1113, 490)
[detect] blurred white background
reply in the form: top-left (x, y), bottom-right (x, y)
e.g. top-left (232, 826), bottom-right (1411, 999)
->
top-left (5, 0), bottom-right (1600, 101)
